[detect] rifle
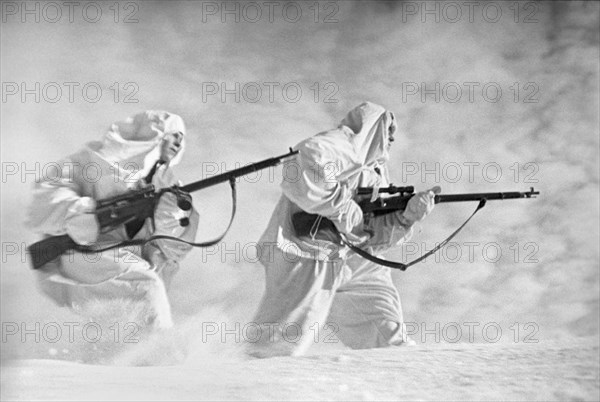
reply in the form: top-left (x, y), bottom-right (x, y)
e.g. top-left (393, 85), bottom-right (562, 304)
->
top-left (28, 149), bottom-right (299, 269)
top-left (357, 185), bottom-right (540, 214)
top-left (292, 186), bottom-right (540, 271)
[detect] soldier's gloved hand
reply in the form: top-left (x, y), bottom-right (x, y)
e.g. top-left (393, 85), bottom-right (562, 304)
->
top-left (402, 186), bottom-right (441, 225)
top-left (65, 197), bottom-right (99, 245)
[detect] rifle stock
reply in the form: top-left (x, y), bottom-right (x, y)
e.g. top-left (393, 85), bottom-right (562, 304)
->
top-left (28, 235), bottom-right (78, 270)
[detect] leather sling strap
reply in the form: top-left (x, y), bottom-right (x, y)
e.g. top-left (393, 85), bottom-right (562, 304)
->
top-left (337, 199), bottom-right (487, 271)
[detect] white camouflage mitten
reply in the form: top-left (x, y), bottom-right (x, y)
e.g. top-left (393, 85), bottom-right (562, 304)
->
top-left (401, 186), bottom-right (441, 225)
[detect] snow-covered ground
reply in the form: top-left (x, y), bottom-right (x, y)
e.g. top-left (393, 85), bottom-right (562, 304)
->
top-left (2, 339), bottom-right (598, 401)
top-left (1, 1), bottom-right (599, 400)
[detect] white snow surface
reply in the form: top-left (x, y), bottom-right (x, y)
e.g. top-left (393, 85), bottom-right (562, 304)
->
top-left (2, 339), bottom-right (599, 401)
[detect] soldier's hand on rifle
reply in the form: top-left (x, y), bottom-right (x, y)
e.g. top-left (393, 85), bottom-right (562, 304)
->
top-left (402, 186), bottom-right (441, 225)
top-left (65, 197), bottom-right (100, 245)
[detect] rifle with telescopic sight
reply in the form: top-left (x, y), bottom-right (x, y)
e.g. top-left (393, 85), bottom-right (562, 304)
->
top-left (292, 186), bottom-right (540, 271)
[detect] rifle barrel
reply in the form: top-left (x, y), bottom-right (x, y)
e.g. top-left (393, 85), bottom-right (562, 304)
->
top-left (435, 189), bottom-right (539, 203)
top-left (180, 149), bottom-right (298, 193)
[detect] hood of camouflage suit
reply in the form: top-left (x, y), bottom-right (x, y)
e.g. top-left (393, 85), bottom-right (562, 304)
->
top-left (340, 101), bottom-right (395, 167)
top-left (299, 102), bottom-right (394, 184)
top-left (283, 102), bottom-right (396, 214)
top-left (87, 110), bottom-right (187, 174)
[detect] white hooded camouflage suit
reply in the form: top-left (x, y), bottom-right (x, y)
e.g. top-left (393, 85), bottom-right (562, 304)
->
top-left (249, 102), bottom-right (434, 357)
top-left (26, 111), bottom-right (199, 329)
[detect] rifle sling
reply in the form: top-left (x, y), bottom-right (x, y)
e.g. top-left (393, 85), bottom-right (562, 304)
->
top-left (337, 199), bottom-right (487, 271)
top-left (73, 179), bottom-right (238, 254)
